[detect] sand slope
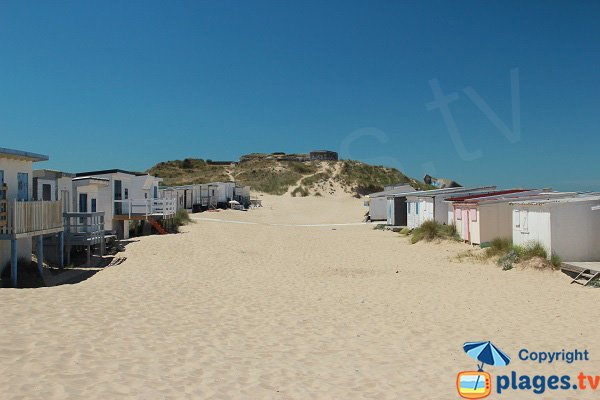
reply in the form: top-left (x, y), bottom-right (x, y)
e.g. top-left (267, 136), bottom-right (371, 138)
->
top-left (1, 194), bottom-right (599, 399)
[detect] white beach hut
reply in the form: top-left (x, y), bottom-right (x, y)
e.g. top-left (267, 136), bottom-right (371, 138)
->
top-left (510, 194), bottom-right (600, 261)
top-left (406, 186), bottom-right (497, 229)
top-left (33, 169), bottom-right (75, 212)
top-left (73, 169), bottom-right (175, 239)
top-left (0, 148), bottom-right (64, 286)
top-left (366, 184), bottom-right (415, 221)
top-left (445, 189), bottom-right (550, 245)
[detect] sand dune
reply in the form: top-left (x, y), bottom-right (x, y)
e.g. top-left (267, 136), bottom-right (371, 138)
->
top-left (1, 193), bottom-right (599, 399)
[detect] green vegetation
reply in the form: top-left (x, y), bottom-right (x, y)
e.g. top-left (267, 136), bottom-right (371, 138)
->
top-left (147, 154), bottom-right (440, 196)
top-left (300, 172), bottom-right (330, 187)
top-left (373, 224), bottom-right (386, 230)
top-left (290, 186), bottom-right (309, 197)
top-left (399, 227), bottom-right (411, 235)
top-left (409, 220), bottom-right (459, 244)
top-left (174, 209), bottom-right (192, 227)
top-left (148, 159), bottom-right (229, 186)
top-left (336, 160), bottom-right (433, 195)
top-left (458, 237), bottom-right (562, 271)
top-left (288, 161), bottom-right (317, 175)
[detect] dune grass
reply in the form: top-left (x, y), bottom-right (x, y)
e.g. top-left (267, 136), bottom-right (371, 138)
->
top-left (290, 186), bottom-right (310, 197)
top-left (410, 220), bottom-right (460, 244)
top-left (174, 209), bottom-right (192, 227)
top-left (459, 237), bottom-right (562, 270)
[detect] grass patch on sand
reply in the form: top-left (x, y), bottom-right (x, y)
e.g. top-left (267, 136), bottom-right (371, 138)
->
top-left (174, 209), bottom-right (192, 227)
top-left (455, 237), bottom-right (562, 271)
top-left (399, 227), bottom-right (411, 235)
top-left (410, 220), bottom-right (460, 244)
top-left (290, 186), bottom-right (310, 197)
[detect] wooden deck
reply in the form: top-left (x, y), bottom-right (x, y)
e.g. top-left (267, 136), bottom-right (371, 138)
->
top-left (561, 262), bottom-right (600, 286)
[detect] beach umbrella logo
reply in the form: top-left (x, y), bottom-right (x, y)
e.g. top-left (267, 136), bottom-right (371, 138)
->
top-left (457, 341), bottom-right (511, 399)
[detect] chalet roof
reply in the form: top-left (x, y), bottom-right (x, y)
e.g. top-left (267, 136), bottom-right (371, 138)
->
top-left (446, 189), bottom-right (532, 202)
top-left (510, 193), bottom-right (600, 206)
top-left (75, 169), bottom-right (147, 177)
top-left (0, 147), bottom-right (49, 162)
top-left (33, 169), bottom-right (75, 179)
top-left (405, 186), bottom-right (497, 199)
top-left (367, 185), bottom-right (415, 198)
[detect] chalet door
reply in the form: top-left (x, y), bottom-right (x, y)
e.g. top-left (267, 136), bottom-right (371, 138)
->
top-left (0, 170), bottom-right (4, 200)
top-left (462, 209), bottom-right (470, 242)
top-left (17, 173), bottom-right (28, 201)
top-left (79, 193), bottom-right (88, 212)
top-left (42, 184), bottom-right (52, 201)
top-left (114, 180), bottom-right (122, 215)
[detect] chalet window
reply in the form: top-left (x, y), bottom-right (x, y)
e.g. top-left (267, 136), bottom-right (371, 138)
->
top-left (456, 209), bottom-right (462, 220)
top-left (415, 202), bottom-right (420, 214)
top-left (124, 188), bottom-right (129, 199)
top-left (79, 193), bottom-right (88, 213)
top-left (91, 198), bottom-right (97, 212)
top-left (514, 210), bottom-right (520, 228)
top-left (470, 209), bottom-right (477, 222)
top-left (42, 184), bottom-right (52, 201)
top-left (17, 172), bottom-right (28, 201)
top-left (521, 210), bottom-right (529, 231)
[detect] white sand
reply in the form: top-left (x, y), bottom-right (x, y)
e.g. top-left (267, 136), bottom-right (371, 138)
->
top-left (1, 193), bottom-right (599, 399)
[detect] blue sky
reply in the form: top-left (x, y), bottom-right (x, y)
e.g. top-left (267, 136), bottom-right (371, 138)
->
top-left (1, 1), bottom-right (598, 190)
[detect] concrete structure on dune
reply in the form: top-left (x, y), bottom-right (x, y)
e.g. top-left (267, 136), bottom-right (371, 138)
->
top-left (309, 150), bottom-right (338, 161)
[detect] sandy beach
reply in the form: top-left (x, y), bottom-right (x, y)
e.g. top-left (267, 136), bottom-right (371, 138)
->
top-left (1, 193), bottom-right (600, 399)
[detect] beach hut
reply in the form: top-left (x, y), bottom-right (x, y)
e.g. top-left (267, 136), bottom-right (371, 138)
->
top-left (446, 189), bottom-right (543, 245)
top-left (406, 186), bottom-right (497, 229)
top-left (33, 169), bottom-right (75, 212)
top-left (73, 169), bottom-right (175, 239)
top-left (385, 190), bottom-right (419, 226)
top-left (0, 148), bottom-right (64, 286)
top-left (366, 184), bottom-right (415, 221)
top-left (510, 194), bottom-right (600, 262)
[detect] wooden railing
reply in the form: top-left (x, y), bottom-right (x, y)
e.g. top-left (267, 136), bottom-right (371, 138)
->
top-left (0, 200), bottom-right (63, 237)
top-left (114, 198), bottom-right (177, 218)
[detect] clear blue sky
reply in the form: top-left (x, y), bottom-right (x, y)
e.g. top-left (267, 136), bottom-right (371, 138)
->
top-left (1, 1), bottom-right (598, 190)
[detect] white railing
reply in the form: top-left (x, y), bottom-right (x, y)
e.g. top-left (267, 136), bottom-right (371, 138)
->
top-left (63, 212), bottom-right (105, 245)
top-left (114, 198), bottom-right (177, 218)
top-left (0, 200), bottom-right (63, 237)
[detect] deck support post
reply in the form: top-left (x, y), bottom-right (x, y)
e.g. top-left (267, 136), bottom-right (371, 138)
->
top-left (37, 235), bottom-right (44, 277)
top-left (58, 231), bottom-right (64, 268)
top-left (10, 239), bottom-right (17, 288)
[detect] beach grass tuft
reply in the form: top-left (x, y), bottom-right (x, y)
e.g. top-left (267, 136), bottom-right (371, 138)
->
top-left (410, 220), bottom-right (460, 244)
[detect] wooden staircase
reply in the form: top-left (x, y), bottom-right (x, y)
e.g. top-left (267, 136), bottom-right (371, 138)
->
top-left (571, 269), bottom-right (600, 286)
top-left (148, 217), bottom-right (167, 235)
